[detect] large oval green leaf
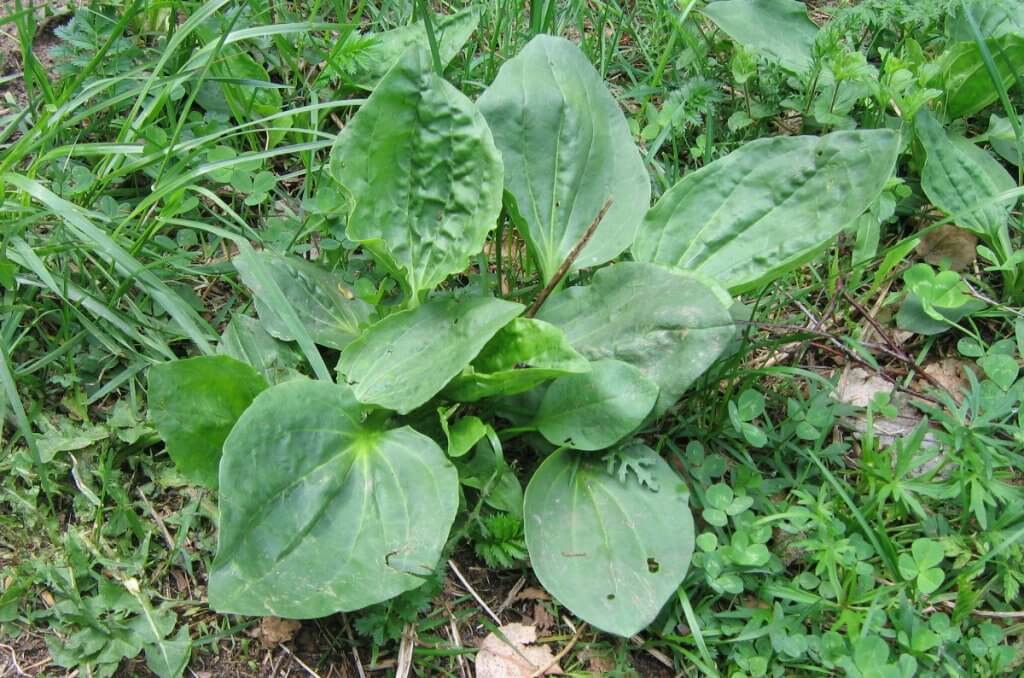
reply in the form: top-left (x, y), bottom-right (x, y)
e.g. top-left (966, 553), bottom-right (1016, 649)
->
top-left (533, 359), bottom-right (658, 451)
top-left (634, 130), bottom-right (899, 292)
top-left (338, 296), bottom-right (523, 414)
top-left (702, 0), bottom-right (819, 75)
top-left (148, 356), bottom-right (268, 489)
top-left (537, 263), bottom-right (735, 414)
top-left (524, 444), bottom-right (695, 637)
top-left (916, 109), bottom-right (1015, 239)
top-left (209, 380), bottom-right (458, 618)
top-left (330, 46), bottom-right (503, 298)
top-left (477, 35), bottom-right (650, 283)
top-left (931, 34), bottom-right (1024, 120)
top-left (233, 250), bottom-right (372, 351)
top-left (444, 318), bottom-right (590, 401)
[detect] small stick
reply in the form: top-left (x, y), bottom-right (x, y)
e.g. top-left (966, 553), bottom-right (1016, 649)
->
top-left (0, 643), bottom-right (29, 677)
top-left (351, 649), bottom-right (367, 678)
top-left (495, 576), bottom-right (526, 617)
top-left (525, 198), bottom-right (613, 318)
top-left (280, 645), bottom-right (321, 678)
top-left (448, 559), bottom-right (502, 625)
top-left (395, 623), bottom-right (415, 678)
top-left (527, 622), bottom-right (586, 678)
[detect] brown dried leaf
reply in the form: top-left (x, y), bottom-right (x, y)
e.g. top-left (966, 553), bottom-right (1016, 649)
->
top-left (532, 602), bottom-right (555, 634)
top-left (834, 367), bottom-right (893, 408)
top-left (476, 623), bottom-right (562, 678)
top-left (516, 587), bottom-right (550, 602)
top-left (916, 224), bottom-right (977, 272)
top-left (250, 616), bottom-right (301, 647)
top-left (922, 358), bottom-right (968, 403)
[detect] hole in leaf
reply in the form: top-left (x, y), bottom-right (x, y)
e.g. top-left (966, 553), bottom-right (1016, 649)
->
top-left (647, 557), bottom-right (660, 574)
top-left (606, 593), bottom-right (615, 601)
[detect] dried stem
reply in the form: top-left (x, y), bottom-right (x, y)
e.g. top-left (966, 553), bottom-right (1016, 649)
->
top-left (525, 198), bottom-right (613, 318)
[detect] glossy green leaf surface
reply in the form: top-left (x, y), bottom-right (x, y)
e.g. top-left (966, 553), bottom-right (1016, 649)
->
top-left (444, 318), bottom-right (590, 401)
top-left (338, 296), bottom-right (523, 414)
top-left (336, 9), bottom-right (480, 90)
top-left (537, 263), bottom-right (735, 413)
top-left (209, 380), bottom-right (458, 617)
top-left (634, 130), bottom-right (900, 292)
top-left (330, 46), bottom-right (503, 297)
top-left (524, 444), bottom-right (695, 636)
top-left (148, 356), bottom-right (267, 489)
top-left (477, 35), bottom-right (650, 282)
top-left (233, 250), bottom-right (372, 351)
top-left (916, 109), bottom-right (1015, 238)
top-left (217, 314), bottom-right (303, 384)
top-left (533, 359), bottom-right (658, 451)
top-left (933, 34), bottom-right (1024, 119)
top-left (702, 0), bottom-right (819, 74)
top-left (456, 436), bottom-right (523, 517)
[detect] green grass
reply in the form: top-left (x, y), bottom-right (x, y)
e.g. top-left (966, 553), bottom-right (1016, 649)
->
top-left (1, 0), bottom-right (1023, 676)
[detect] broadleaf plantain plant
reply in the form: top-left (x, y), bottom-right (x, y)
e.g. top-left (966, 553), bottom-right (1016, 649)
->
top-left (148, 36), bottom-right (899, 637)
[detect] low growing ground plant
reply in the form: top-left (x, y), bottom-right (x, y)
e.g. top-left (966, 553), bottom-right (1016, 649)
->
top-left (146, 34), bottom-right (898, 637)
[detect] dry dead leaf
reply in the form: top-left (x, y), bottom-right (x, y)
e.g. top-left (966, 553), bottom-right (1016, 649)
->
top-left (922, 358), bottom-right (968, 403)
top-left (476, 623), bottom-right (562, 678)
top-left (916, 224), bottom-right (977, 272)
top-left (516, 587), bottom-right (550, 602)
top-left (532, 602), bottom-right (555, 634)
top-left (250, 616), bottom-right (301, 647)
top-left (834, 367), bottom-right (893, 408)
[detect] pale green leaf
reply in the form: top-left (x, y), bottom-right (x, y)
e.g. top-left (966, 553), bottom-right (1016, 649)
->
top-left (217, 314), bottom-right (303, 384)
top-left (338, 296), bottom-right (523, 414)
top-left (478, 35), bottom-right (650, 282)
top-left (916, 109), bottom-right (1015, 238)
top-left (233, 250), bottom-right (372, 351)
top-left (524, 444), bottom-right (695, 636)
top-left (634, 130), bottom-right (900, 292)
top-left (702, 0), bottom-right (819, 74)
top-left (209, 380), bottom-right (458, 617)
top-left (444, 318), bottom-right (590, 401)
top-left (537, 263), bottom-right (735, 414)
top-left (335, 9), bottom-right (480, 89)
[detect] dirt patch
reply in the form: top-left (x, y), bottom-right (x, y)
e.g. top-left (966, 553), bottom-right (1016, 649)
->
top-left (0, 0), bottom-right (74, 111)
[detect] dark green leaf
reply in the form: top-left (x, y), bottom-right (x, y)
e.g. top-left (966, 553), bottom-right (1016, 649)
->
top-left (210, 380), bottom-right (458, 617)
top-left (148, 356), bottom-right (268, 489)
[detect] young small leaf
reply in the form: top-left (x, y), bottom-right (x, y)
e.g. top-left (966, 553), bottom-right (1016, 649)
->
top-left (533, 359), bottom-right (658, 451)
